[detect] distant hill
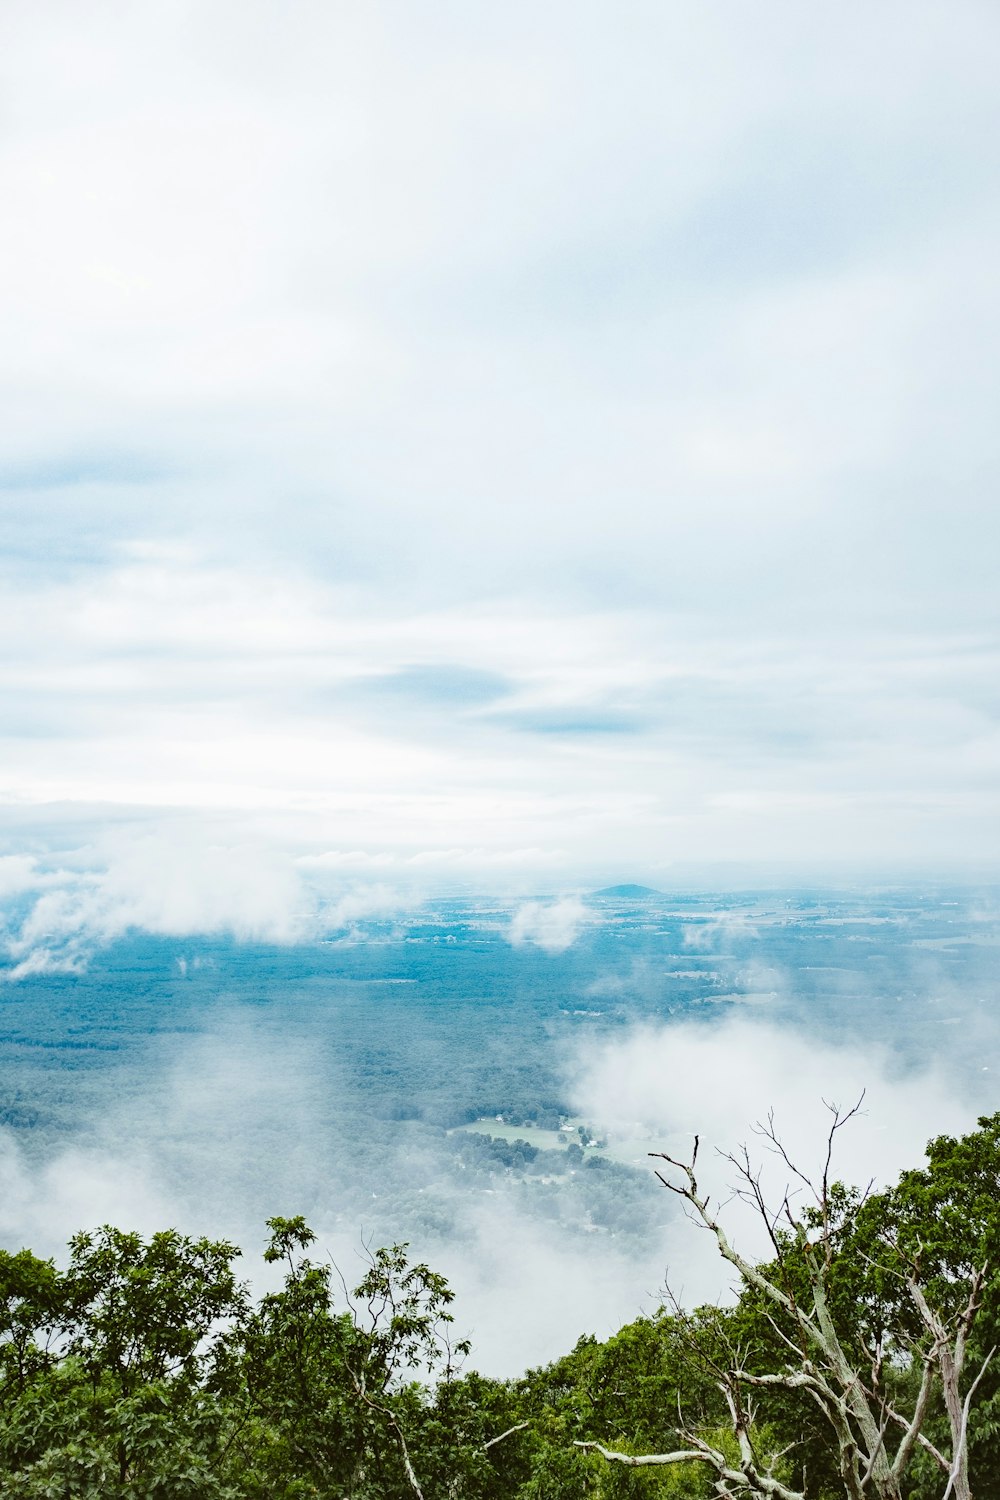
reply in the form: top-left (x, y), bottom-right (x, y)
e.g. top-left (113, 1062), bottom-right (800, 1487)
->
top-left (591, 883), bottom-right (661, 899)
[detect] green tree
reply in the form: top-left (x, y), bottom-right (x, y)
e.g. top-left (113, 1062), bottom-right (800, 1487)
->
top-left (0, 1226), bottom-right (244, 1498)
top-left (65, 1226), bottom-right (244, 1397)
top-left (219, 1215), bottom-right (475, 1499)
top-left (0, 1246), bottom-right (67, 1403)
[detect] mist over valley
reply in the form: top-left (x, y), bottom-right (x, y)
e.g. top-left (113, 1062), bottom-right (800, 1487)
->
top-left (0, 882), bottom-right (993, 1371)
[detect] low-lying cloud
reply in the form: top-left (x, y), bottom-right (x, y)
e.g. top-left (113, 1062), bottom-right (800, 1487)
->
top-left (0, 1112), bottom-right (667, 1378)
top-left (568, 1012), bottom-right (977, 1305)
top-left (324, 883), bottom-right (410, 931)
top-left (0, 830), bottom-right (442, 978)
top-left (1, 830), bottom-right (311, 978)
top-left (0, 884), bottom-right (993, 1375)
top-left (0, 993), bottom-right (985, 1375)
top-left (0, 855), bottom-right (68, 900)
top-left (508, 897), bottom-right (589, 954)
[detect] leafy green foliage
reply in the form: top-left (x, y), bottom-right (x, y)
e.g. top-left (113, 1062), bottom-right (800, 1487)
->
top-left (0, 1228), bottom-right (245, 1497)
top-left (0, 1247), bottom-right (65, 1401)
top-left (65, 1227), bottom-right (245, 1394)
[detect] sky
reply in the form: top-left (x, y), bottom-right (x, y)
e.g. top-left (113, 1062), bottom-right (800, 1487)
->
top-left (3, 0), bottom-right (1000, 905)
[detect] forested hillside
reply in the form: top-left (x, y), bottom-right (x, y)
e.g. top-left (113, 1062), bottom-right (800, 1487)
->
top-left (2, 1113), bottom-right (998, 1499)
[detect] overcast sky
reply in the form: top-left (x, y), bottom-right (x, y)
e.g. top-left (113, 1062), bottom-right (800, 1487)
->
top-left (2, 1), bottom-right (999, 895)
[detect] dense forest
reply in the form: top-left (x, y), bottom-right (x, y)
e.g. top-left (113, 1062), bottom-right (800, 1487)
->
top-left (1, 1112), bottom-right (999, 1499)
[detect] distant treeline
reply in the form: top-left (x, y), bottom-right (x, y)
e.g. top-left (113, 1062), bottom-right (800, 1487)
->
top-left (2, 1114), bottom-right (1000, 1498)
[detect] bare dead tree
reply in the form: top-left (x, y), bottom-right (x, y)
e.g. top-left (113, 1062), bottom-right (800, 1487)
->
top-left (577, 1102), bottom-right (991, 1500)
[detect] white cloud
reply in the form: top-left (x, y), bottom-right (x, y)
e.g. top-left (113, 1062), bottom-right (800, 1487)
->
top-left (0, 1132), bottom-right (177, 1252)
top-left (509, 897), bottom-right (589, 954)
top-left (298, 845), bottom-right (562, 872)
top-left (682, 912), bottom-right (760, 951)
top-left (325, 883), bottom-right (408, 930)
top-left (0, 1117), bottom-right (661, 1377)
top-left (429, 1198), bottom-right (670, 1377)
top-left (98, 829), bottom-right (308, 940)
top-left (0, 854), bottom-right (57, 899)
top-left (0, 935), bottom-right (988, 1376)
top-left (1, 1), bottom-right (997, 618)
top-left (1, 0), bottom-right (997, 1355)
top-left (2, 829), bottom-right (310, 978)
top-left (568, 1014), bottom-right (975, 1303)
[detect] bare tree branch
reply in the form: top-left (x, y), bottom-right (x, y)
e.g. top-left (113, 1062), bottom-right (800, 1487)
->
top-left (573, 1435), bottom-right (804, 1500)
top-left (482, 1421), bottom-right (530, 1452)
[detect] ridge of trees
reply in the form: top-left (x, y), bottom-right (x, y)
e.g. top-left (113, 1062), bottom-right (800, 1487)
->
top-left (1, 1111), bottom-right (999, 1497)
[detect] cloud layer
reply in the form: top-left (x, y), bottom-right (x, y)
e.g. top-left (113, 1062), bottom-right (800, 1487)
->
top-left (0, 2), bottom-right (997, 874)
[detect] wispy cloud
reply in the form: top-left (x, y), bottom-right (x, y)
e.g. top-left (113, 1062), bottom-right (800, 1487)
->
top-left (324, 883), bottom-right (410, 932)
top-left (1, 830), bottom-right (311, 979)
top-left (508, 897), bottom-right (589, 954)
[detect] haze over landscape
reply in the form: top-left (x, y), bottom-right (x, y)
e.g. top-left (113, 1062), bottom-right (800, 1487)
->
top-left (1, 0), bottom-right (999, 1380)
